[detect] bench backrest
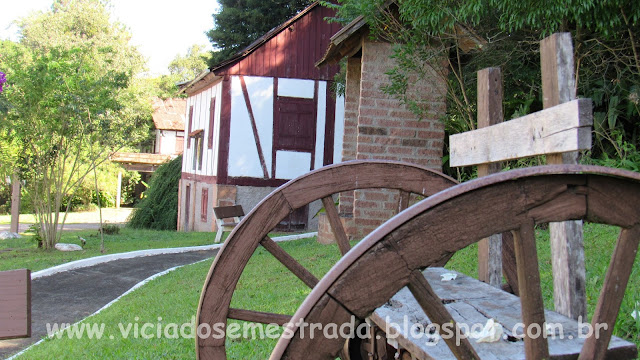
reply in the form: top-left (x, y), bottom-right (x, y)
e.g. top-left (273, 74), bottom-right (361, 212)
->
top-left (213, 205), bottom-right (244, 220)
top-left (448, 33), bottom-right (591, 321)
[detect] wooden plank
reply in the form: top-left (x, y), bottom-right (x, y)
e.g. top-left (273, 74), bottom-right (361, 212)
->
top-left (512, 220), bottom-right (549, 359)
top-left (239, 75), bottom-right (270, 179)
top-left (260, 236), bottom-right (319, 288)
top-left (10, 173), bottom-right (20, 233)
top-left (370, 268), bottom-right (637, 359)
top-left (407, 270), bottom-right (480, 359)
top-left (213, 205), bottom-right (244, 219)
top-left (580, 225), bottom-right (640, 360)
top-left (397, 190), bottom-right (410, 213)
top-left (541, 32), bottom-right (587, 322)
top-left (227, 308), bottom-right (292, 326)
top-left (450, 98), bottom-right (592, 167)
top-left (321, 196), bottom-right (351, 256)
top-left (277, 294), bottom-right (359, 360)
top-left (476, 67), bottom-right (504, 287)
top-left (0, 269), bottom-right (31, 339)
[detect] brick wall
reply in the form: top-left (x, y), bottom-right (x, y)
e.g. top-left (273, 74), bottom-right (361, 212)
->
top-left (318, 39), bottom-right (447, 242)
top-left (354, 40), bottom-right (446, 238)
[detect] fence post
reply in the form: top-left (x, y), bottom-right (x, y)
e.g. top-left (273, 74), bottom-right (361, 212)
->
top-left (540, 32), bottom-right (587, 320)
top-left (476, 67), bottom-right (503, 287)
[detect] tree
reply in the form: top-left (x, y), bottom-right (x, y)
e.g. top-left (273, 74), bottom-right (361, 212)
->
top-left (168, 44), bottom-right (211, 83)
top-left (0, 0), bottom-right (151, 249)
top-left (331, 0), bottom-right (640, 175)
top-left (127, 156), bottom-right (182, 230)
top-left (207, 0), bottom-right (313, 65)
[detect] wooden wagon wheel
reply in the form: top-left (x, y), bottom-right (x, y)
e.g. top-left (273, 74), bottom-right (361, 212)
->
top-left (271, 165), bottom-right (640, 360)
top-left (196, 160), bottom-right (458, 359)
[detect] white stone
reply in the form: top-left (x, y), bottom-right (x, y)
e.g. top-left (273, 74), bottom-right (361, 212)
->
top-left (55, 243), bottom-right (83, 252)
top-left (0, 231), bottom-right (22, 240)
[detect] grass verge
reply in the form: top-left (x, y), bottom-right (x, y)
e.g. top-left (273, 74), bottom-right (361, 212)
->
top-left (11, 224), bottom-right (640, 358)
top-left (0, 228), bottom-right (217, 272)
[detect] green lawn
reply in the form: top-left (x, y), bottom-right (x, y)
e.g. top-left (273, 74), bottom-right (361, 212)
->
top-left (0, 228), bottom-right (217, 272)
top-left (9, 224), bottom-right (640, 359)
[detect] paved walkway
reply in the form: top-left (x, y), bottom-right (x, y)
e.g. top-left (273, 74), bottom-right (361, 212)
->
top-left (0, 249), bottom-right (218, 359)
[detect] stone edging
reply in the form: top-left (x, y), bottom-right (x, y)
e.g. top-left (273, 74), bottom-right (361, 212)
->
top-left (31, 232), bottom-right (317, 279)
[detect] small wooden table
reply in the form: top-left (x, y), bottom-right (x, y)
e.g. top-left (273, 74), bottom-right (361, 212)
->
top-left (370, 268), bottom-right (637, 359)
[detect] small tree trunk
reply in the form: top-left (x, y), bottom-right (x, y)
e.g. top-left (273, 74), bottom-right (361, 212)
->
top-left (93, 164), bottom-right (105, 253)
top-left (10, 172), bottom-right (21, 233)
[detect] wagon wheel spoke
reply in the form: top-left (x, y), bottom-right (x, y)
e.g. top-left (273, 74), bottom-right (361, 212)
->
top-left (579, 225), bottom-right (640, 360)
top-left (407, 270), bottom-right (480, 359)
top-left (512, 220), bottom-right (549, 359)
top-left (397, 190), bottom-right (410, 213)
top-left (260, 236), bottom-right (319, 288)
top-left (321, 196), bottom-right (351, 256)
top-left (227, 308), bottom-right (292, 326)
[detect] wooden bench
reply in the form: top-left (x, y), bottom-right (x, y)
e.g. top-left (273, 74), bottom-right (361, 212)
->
top-left (213, 205), bottom-right (244, 243)
top-left (370, 268), bottom-right (637, 359)
top-left (0, 269), bottom-right (31, 340)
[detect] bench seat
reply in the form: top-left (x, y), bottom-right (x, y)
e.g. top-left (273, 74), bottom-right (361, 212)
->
top-left (371, 267), bottom-right (637, 359)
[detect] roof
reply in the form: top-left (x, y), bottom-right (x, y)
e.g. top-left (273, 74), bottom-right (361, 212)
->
top-left (209, 1), bottom-right (322, 73)
top-left (151, 98), bottom-right (186, 131)
top-left (316, 15), bottom-right (368, 67)
top-left (181, 1), bottom-right (324, 95)
top-left (110, 152), bottom-right (172, 165)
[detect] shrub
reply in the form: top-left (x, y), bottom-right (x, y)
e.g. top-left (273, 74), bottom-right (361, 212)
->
top-left (127, 156), bottom-right (181, 230)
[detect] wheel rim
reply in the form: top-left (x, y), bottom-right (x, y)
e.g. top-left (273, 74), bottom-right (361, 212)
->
top-left (196, 160), bottom-right (458, 359)
top-left (271, 165), bottom-right (640, 359)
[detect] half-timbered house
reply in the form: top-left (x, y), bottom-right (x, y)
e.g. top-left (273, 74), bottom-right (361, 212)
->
top-left (178, 2), bottom-right (344, 232)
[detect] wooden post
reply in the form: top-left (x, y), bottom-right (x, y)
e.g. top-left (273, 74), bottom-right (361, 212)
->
top-left (0, 269), bottom-right (31, 339)
top-left (116, 171), bottom-right (122, 209)
top-left (10, 173), bottom-right (21, 233)
top-left (476, 67), bottom-right (503, 287)
top-left (540, 32), bottom-right (587, 320)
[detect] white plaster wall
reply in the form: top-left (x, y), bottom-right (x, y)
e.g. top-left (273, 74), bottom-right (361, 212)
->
top-left (334, 94), bottom-right (345, 164)
top-left (182, 82), bottom-right (221, 176)
top-left (157, 130), bottom-right (177, 155)
top-left (275, 151), bottom-right (311, 179)
top-left (277, 78), bottom-right (315, 99)
top-left (314, 81), bottom-right (327, 170)
top-left (228, 76), bottom-right (274, 178)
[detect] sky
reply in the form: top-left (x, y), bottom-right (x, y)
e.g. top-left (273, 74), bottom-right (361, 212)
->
top-left (0, 0), bottom-right (220, 76)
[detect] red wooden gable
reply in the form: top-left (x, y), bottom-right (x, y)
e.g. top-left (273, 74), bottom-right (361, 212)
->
top-left (213, 4), bottom-right (341, 81)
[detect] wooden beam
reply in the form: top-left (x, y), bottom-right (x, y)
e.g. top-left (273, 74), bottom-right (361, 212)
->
top-left (407, 270), bottom-right (480, 359)
top-left (0, 269), bottom-right (31, 339)
top-left (476, 67), bottom-right (504, 287)
top-left (449, 99), bottom-right (592, 167)
top-left (580, 225), bottom-right (640, 359)
top-left (239, 75), bottom-right (270, 179)
top-left (512, 221), bottom-right (549, 359)
top-left (227, 308), bottom-right (292, 326)
top-left (10, 173), bottom-right (20, 233)
top-left (541, 32), bottom-right (587, 321)
top-left (321, 196), bottom-right (351, 256)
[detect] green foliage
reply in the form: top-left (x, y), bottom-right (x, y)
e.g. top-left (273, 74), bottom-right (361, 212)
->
top-left (332, 0), bottom-right (640, 177)
top-left (168, 44), bottom-right (211, 83)
top-left (207, 0), bottom-right (313, 65)
top-left (99, 223), bottom-right (120, 235)
top-left (127, 156), bottom-right (182, 230)
top-left (0, 0), bottom-right (151, 248)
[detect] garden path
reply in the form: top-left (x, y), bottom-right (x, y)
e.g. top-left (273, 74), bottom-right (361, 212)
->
top-left (0, 249), bottom-right (217, 359)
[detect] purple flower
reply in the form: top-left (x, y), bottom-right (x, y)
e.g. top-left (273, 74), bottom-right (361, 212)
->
top-left (0, 72), bottom-right (6, 92)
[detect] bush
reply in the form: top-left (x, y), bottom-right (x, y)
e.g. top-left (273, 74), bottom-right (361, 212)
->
top-left (127, 156), bottom-right (181, 230)
top-left (99, 223), bottom-right (120, 235)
